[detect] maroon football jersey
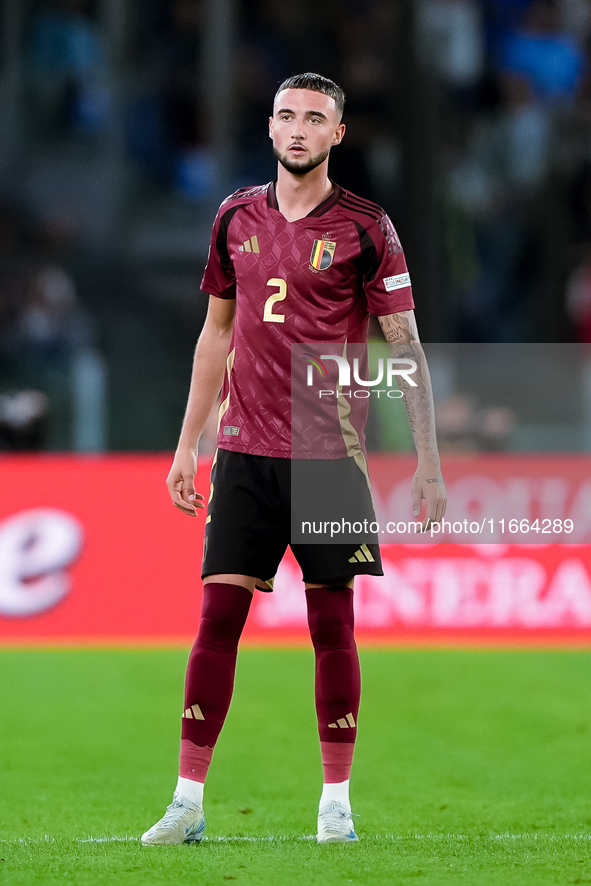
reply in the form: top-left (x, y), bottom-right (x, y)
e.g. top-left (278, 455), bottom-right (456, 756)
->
top-left (201, 181), bottom-right (414, 459)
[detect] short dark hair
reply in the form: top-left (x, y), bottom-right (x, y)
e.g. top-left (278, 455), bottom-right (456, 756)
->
top-left (274, 73), bottom-right (346, 120)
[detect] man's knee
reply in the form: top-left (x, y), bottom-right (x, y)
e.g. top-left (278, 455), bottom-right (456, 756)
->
top-left (198, 582), bottom-right (252, 647)
top-left (203, 574), bottom-right (257, 593)
top-left (305, 587), bottom-right (355, 650)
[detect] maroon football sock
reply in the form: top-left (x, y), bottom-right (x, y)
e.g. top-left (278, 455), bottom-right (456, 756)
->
top-left (320, 740), bottom-right (356, 783)
top-left (179, 740), bottom-right (214, 782)
top-left (306, 586), bottom-right (360, 782)
top-left (180, 582), bottom-right (252, 780)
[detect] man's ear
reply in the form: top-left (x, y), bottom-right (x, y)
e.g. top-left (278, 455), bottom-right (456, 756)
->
top-left (269, 116), bottom-right (274, 139)
top-left (333, 123), bottom-right (346, 145)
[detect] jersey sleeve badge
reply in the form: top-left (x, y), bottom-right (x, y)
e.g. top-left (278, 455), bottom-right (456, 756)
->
top-left (383, 272), bottom-right (411, 292)
top-left (310, 239), bottom-right (336, 271)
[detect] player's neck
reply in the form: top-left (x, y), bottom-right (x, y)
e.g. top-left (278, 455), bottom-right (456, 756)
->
top-left (275, 165), bottom-right (333, 222)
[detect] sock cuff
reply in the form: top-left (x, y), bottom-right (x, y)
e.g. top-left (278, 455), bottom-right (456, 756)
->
top-left (320, 740), bottom-right (355, 783)
top-left (179, 739), bottom-right (214, 783)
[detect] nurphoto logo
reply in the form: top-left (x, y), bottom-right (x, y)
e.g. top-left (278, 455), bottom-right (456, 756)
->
top-left (302, 353), bottom-right (417, 399)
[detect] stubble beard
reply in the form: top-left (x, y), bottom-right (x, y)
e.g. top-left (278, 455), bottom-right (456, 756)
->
top-left (273, 146), bottom-right (330, 176)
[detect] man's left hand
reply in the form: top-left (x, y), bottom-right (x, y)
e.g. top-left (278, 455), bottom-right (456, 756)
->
top-left (411, 461), bottom-right (447, 532)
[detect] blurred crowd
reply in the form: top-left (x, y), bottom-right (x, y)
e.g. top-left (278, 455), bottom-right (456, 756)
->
top-left (26, 0), bottom-right (109, 138)
top-left (19, 0), bottom-right (591, 344)
top-left (3, 0), bottom-right (591, 450)
top-left (0, 202), bottom-right (93, 449)
top-left (438, 0), bottom-right (591, 342)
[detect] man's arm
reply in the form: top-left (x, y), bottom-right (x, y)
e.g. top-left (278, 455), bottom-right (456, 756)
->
top-left (167, 296), bottom-right (236, 516)
top-left (378, 310), bottom-right (447, 530)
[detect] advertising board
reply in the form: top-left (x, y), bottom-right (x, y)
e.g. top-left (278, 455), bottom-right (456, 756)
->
top-left (0, 454), bottom-right (589, 644)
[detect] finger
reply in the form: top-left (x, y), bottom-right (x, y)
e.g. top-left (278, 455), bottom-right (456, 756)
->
top-left (171, 483), bottom-right (205, 514)
top-left (422, 500), bottom-right (438, 532)
top-left (171, 488), bottom-right (195, 509)
top-left (427, 503), bottom-right (441, 529)
top-left (180, 477), bottom-right (197, 504)
top-left (182, 490), bottom-right (205, 505)
top-left (431, 491), bottom-right (445, 525)
top-left (411, 484), bottom-right (423, 518)
top-left (173, 501), bottom-right (197, 517)
top-left (170, 486), bottom-right (197, 513)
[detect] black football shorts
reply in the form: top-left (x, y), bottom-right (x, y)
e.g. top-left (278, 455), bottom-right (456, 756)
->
top-left (201, 448), bottom-right (383, 590)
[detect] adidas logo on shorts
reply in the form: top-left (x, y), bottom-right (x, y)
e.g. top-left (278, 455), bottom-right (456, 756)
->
top-left (348, 544), bottom-right (375, 564)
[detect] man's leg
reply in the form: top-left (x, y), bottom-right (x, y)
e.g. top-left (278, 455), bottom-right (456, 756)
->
top-left (305, 579), bottom-right (360, 843)
top-left (142, 575), bottom-right (255, 845)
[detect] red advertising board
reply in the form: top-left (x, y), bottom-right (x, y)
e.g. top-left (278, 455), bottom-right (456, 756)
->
top-left (0, 454), bottom-right (590, 645)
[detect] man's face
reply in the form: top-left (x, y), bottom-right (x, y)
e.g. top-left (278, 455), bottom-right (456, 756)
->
top-left (269, 88), bottom-right (345, 176)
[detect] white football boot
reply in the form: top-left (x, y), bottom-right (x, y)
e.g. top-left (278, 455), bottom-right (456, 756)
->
top-left (141, 792), bottom-right (205, 845)
top-left (317, 801), bottom-right (359, 843)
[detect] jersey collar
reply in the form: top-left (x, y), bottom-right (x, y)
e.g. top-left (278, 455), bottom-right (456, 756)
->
top-left (267, 180), bottom-right (343, 218)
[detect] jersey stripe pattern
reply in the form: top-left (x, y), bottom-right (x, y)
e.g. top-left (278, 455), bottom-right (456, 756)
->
top-left (201, 181), bottom-right (414, 459)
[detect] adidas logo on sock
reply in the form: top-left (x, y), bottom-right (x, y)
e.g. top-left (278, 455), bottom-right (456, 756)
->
top-left (348, 544), bottom-right (375, 564)
top-left (238, 235), bottom-right (260, 253)
top-left (182, 704), bottom-right (205, 720)
top-left (328, 712), bottom-right (356, 729)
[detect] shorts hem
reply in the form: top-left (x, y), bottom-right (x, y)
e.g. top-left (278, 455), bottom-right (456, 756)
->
top-left (301, 566), bottom-right (384, 584)
top-left (201, 570), bottom-right (275, 592)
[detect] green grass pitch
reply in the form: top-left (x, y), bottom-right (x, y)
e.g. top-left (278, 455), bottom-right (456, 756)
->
top-left (1, 648), bottom-right (591, 885)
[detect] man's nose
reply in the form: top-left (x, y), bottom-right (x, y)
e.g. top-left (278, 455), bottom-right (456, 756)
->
top-left (290, 118), bottom-right (305, 139)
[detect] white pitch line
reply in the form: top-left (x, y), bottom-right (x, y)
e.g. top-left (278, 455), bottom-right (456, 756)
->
top-left (6, 833), bottom-right (591, 846)
top-left (74, 833), bottom-right (591, 844)
top-left (76, 835), bottom-right (316, 844)
top-left (78, 836), bottom-right (139, 844)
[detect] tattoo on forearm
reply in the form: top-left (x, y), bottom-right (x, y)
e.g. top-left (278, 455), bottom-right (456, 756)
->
top-left (380, 311), bottom-right (416, 345)
top-left (383, 326), bottom-right (405, 343)
top-left (378, 312), bottom-right (439, 462)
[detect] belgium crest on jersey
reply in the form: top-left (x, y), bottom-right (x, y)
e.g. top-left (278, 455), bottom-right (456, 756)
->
top-left (310, 239), bottom-right (336, 271)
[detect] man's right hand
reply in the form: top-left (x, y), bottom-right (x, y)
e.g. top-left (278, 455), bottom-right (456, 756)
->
top-left (166, 449), bottom-right (205, 517)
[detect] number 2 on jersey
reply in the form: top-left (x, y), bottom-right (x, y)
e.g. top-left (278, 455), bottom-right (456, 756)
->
top-left (264, 278), bottom-right (287, 323)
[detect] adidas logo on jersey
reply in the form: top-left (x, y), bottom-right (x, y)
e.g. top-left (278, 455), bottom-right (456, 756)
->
top-left (348, 544), bottom-right (375, 564)
top-left (182, 704), bottom-right (205, 720)
top-left (238, 235), bottom-right (260, 253)
top-left (328, 712), bottom-right (356, 729)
